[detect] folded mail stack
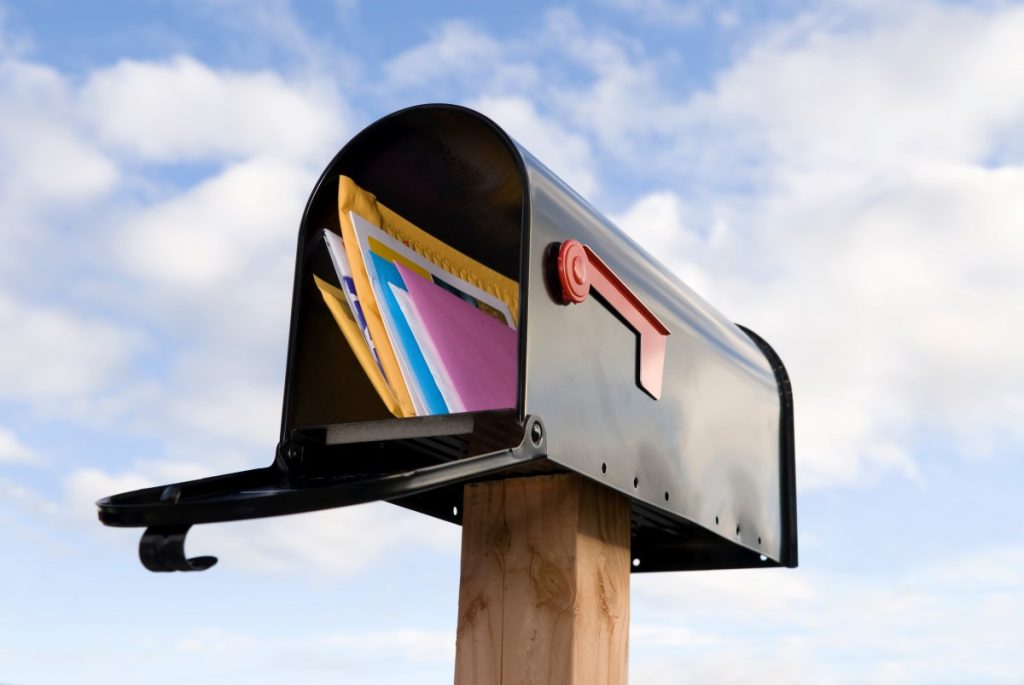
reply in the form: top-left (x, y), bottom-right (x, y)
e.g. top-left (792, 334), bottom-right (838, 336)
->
top-left (314, 176), bottom-right (519, 418)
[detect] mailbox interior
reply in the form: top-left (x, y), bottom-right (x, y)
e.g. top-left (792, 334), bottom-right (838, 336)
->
top-left (286, 107), bottom-right (526, 430)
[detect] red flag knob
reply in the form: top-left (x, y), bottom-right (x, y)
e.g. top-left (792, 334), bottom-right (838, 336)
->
top-left (557, 239), bottom-right (590, 304)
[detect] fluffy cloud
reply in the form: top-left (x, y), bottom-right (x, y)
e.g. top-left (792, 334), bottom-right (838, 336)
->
top-left (104, 156), bottom-right (310, 450)
top-left (0, 61), bottom-right (117, 216)
top-left (615, 181), bottom-right (961, 487)
top-left (0, 291), bottom-right (145, 404)
top-left (0, 427), bottom-right (37, 464)
top-left (0, 476), bottom-right (60, 517)
top-left (383, 20), bottom-right (504, 89)
top-left (80, 55), bottom-right (346, 163)
top-left (1, 6), bottom-right (1022, 684)
top-left (598, 2), bottom-right (1024, 486)
top-left (631, 545), bottom-right (1024, 683)
top-left (189, 504), bottom-right (459, 578)
top-left (634, 565), bottom-right (817, 615)
top-left (0, 45), bottom-right (353, 540)
top-left (316, 629), bottom-right (455, 663)
top-left (65, 467), bottom-right (152, 517)
top-left (165, 379), bottom-right (283, 449)
top-left (174, 626), bottom-right (455, 663)
top-left (115, 156), bottom-right (309, 289)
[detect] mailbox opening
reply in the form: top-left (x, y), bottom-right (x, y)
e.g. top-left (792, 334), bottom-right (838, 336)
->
top-left (279, 106), bottom-right (541, 505)
top-left (286, 106), bottom-right (527, 431)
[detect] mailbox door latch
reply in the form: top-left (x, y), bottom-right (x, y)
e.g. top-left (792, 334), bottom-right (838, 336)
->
top-left (554, 240), bottom-right (670, 400)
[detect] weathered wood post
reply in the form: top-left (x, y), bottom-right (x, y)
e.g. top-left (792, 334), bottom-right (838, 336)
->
top-left (455, 474), bottom-right (631, 685)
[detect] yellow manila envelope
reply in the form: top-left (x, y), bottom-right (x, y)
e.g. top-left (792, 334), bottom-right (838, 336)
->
top-left (313, 274), bottom-right (401, 417)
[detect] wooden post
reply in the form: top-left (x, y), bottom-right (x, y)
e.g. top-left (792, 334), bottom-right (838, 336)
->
top-left (455, 474), bottom-right (631, 685)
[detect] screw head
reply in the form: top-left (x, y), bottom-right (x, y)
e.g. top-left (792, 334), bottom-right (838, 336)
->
top-left (530, 422), bottom-right (544, 446)
top-left (159, 485), bottom-right (182, 503)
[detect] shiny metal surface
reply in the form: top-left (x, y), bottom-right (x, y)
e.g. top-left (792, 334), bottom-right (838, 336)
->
top-left (519, 146), bottom-right (791, 567)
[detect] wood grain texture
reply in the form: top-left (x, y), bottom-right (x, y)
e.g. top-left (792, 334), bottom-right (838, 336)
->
top-left (454, 474), bottom-right (630, 685)
top-left (455, 478), bottom-right (508, 685)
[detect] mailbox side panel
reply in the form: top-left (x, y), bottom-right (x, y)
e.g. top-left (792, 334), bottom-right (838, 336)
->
top-left (520, 150), bottom-right (789, 566)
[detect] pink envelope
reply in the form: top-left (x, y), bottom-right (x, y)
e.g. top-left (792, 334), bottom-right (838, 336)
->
top-left (395, 263), bottom-right (517, 412)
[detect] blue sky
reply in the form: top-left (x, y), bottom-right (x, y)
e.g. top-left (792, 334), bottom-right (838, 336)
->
top-left (1, 1), bottom-right (1023, 683)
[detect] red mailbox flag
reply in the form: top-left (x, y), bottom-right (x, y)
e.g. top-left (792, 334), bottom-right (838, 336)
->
top-left (555, 239), bottom-right (670, 400)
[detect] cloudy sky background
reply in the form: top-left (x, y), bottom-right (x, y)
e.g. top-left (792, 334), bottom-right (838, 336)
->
top-left (1, 0), bottom-right (1022, 682)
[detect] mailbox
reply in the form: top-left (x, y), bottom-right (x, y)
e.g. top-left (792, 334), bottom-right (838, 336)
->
top-left (97, 104), bottom-right (797, 573)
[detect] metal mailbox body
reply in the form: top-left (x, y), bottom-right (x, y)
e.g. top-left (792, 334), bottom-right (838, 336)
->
top-left (97, 104), bottom-right (796, 573)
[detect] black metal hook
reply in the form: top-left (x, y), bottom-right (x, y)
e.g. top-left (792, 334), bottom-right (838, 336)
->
top-left (137, 487), bottom-right (217, 572)
top-left (139, 524), bottom-right (218, 572)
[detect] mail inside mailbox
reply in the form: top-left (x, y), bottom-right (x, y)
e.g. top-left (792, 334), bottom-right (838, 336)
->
top-left (288, 168), bottom-right (523, 429)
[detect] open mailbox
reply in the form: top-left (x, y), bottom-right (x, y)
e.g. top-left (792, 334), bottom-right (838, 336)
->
top-left (97, 104), bottom-right (797, 573)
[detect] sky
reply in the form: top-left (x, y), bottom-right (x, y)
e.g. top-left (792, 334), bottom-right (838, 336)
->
top-left (1, 0), bottom-right (1023, 682)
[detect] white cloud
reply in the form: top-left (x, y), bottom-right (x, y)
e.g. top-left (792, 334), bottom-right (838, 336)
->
top-left (172, 625), bottom-right (455, 669)
top-left (631, 545), bottom-right (1024, 683)
top-left (0, 476), bottom-right (59, 516)
top-left (115, 156), bottom-right (309, 289)
top-left (0, 50), bottom-right (332, 440)
top-left (634, 566), bottom-right (817, 616)
top-left (632, 648), bottom-right (827, 685)
top-left (0, 9), bottom-right (1022, 685)
top-left (0, 291), bottom-right (145, 404)
top-left (186, 506), bottom-right (410, 577)
top-left (166, 379), bottom-right (282, 449)
top-left (541, 9), bottom-right (674, 160)
top-left (585, 2), bottom-right (1024, 486)
top-left (616, 173), bottom-right (1024, 487)
top-left (0, 60), bottom-right (117, 215)
top-left (0, 426), bottom-right (37, 464)
top-left (191, 494), bottom-right (459, 578)
top-left (672, 3), bottom-right (1024, 176)
top-left (612, 191), bottom-right (714, 294)
top-left (65, 467), bottom-right (152, 518)
top-left (383, 20), bottom-right (502, 89)
top-left (80, 55), bottom-right (345, 163)
top-left (194, 0), bottom-right (327, 66)
top-left (630, 623), bottom-right (710, 648)
top-left (317, 628), bottom-right (455, 663)
top-left (104, 156), bottom-right (305, 444)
